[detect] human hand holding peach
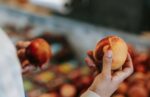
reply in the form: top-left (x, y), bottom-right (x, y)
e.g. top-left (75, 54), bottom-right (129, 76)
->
top-left (84, 36), bottom-right (133, 97)
top-left (16, 38), bottom-right (52, 74)
top-left (85, 50), bottom-right (133, 97)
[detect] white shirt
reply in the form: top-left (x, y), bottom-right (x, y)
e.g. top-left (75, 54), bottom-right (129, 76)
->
top-left (0, 29), bottom-right (25, 97)
top-left (0, 29), bottom-right (100, 97)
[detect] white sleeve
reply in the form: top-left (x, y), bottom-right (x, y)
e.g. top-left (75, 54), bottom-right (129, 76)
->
top-left (81, 90), bottom-right (101, 97)
top-left (0, 29), bottom-right (25, 97)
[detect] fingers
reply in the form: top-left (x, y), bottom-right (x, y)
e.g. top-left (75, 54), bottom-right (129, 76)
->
top-left (22, 60), bottom-right (30, 68)
top-left (41, 64), bottom-right (48, 70)
top-left (16, 41), bottom-right (31, 49)
top-left (102, 50), bottom-right (112, 77)
top-left (112, 53), bottom-right (134, 83)
top-left (122, 53), bottom-right (134, 77)
top-left (21, 60), bottom-right (36, 74)
top-left (87, 50), bottom-right (102, 71)
top-left (86, 50), bottom-right (113, 78)
top-left (123, 53), bottom-right (133, 69)
top-left (22, 65), bottom-right (36, 74)
top-left (86, 50), bottom-right (98, 72)
top-left (85, 57), bottom-right (96, 68)
top-left (87, 50), bottom-right (95, 61)
top-left (16, 41), bottom-right (33, 68)
top-left (17, 48), bottom-right (30, 68)
top-left (85, 57), bottom-right (97, 75)
top-left (17, 48), bottom-right (26, 62)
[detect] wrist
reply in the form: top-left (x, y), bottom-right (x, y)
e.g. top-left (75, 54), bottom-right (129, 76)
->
top-left (88, 87), bottom-right (101, 97)
top-left (81, 89), bottom-right (101, 97)
top-left (88, 87), bottom-right (109, 97)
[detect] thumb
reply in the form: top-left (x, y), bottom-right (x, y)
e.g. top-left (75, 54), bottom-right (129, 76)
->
top-left (102, 50), bottom-right (112, 77)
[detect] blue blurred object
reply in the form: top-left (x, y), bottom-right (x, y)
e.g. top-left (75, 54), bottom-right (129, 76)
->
top-left (25, 94), bottom-right (27, 97)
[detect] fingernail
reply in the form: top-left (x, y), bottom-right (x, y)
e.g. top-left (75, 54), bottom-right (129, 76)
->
top-left (106, 50), bottom-right (112, 58)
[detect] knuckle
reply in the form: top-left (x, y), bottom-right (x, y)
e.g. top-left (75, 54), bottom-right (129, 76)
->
top-left (101, 73), bottom-right (111, 80)
top-left (129, 69), bottom-right (134, 75)
top-left (104, 57), bottom-right (112, 63)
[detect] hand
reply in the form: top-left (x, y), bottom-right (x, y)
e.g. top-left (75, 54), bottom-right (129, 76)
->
top-left (16, 41), bottom-right (34, 74)
top-left (85, 50), bottom-right (134, 97)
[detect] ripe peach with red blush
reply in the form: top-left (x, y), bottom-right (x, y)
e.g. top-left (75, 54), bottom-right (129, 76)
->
top-left (93, 36), bottom-right (128, 70)
top-left (25, 38), bottom-right (52, 67)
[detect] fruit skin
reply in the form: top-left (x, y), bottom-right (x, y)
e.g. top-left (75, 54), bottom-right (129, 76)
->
top-left (112, 94), bottom-right (125, 97)
top-left (93, 35), bottom-right (128, 70)
top-left (26, 38), bottom-right (51, 67)
top-left (117, 82), bottom-right (128, 94)
top-left (135, 64), bottom-right (145, 73)
top-left (39, 92), bottom-right (59, 97)
top-left (60, 84), bottom-right (77, 97)
top-left (127, 85), bottom-right (148, 97)
top-left (128, 72), bottom-right (145, 87)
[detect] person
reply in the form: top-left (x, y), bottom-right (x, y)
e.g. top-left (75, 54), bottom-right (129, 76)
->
top-left (0, 29), bottom-right (133, 97)
top-left (0, 29), bottom-right (24, 97)
top-left (81, 50), bottom-right (133, 97)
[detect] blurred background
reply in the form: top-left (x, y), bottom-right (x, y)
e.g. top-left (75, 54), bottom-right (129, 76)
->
top-left (0, 0), bottom-right (150, 97)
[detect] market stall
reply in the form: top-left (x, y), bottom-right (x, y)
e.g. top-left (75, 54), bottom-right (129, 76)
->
top-left (0, 2), bottom-right (150, 97)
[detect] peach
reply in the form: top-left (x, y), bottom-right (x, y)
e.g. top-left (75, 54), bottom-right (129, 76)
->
top-left (145, 73), bottom-right (150, 92)
top-left (26, 38), bottom-right (52, 67)
top-left (39, 92), bottom-right (59, 97)
top-left (117, 82), bottom-right (128, 94)
top-left (146, 79), bottom-right (150, 92)
top-left (60, 84), bottom-right (77, 97)
top-left (127, 85), bottom-right (148, 97)
top-left (112, 94), bottom-right (125, 97)
top-left (80, 76), bottom-right (93, 86)
top-left (135, 64), bottom-right (145, 73)
top-left (93, 35), bottom-right (128, 70)
top-left (17, 0), bottom-right (28, 4)
top-left (128, 73), bottom-right (145, 87)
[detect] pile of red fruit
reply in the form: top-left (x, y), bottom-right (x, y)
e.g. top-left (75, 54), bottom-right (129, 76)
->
top-left (25, 37), bottom-right (150, 97)
top-left (26, 66), bottom-right (94, 97)
top-left (113, 46), bottom-right (150, 97)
